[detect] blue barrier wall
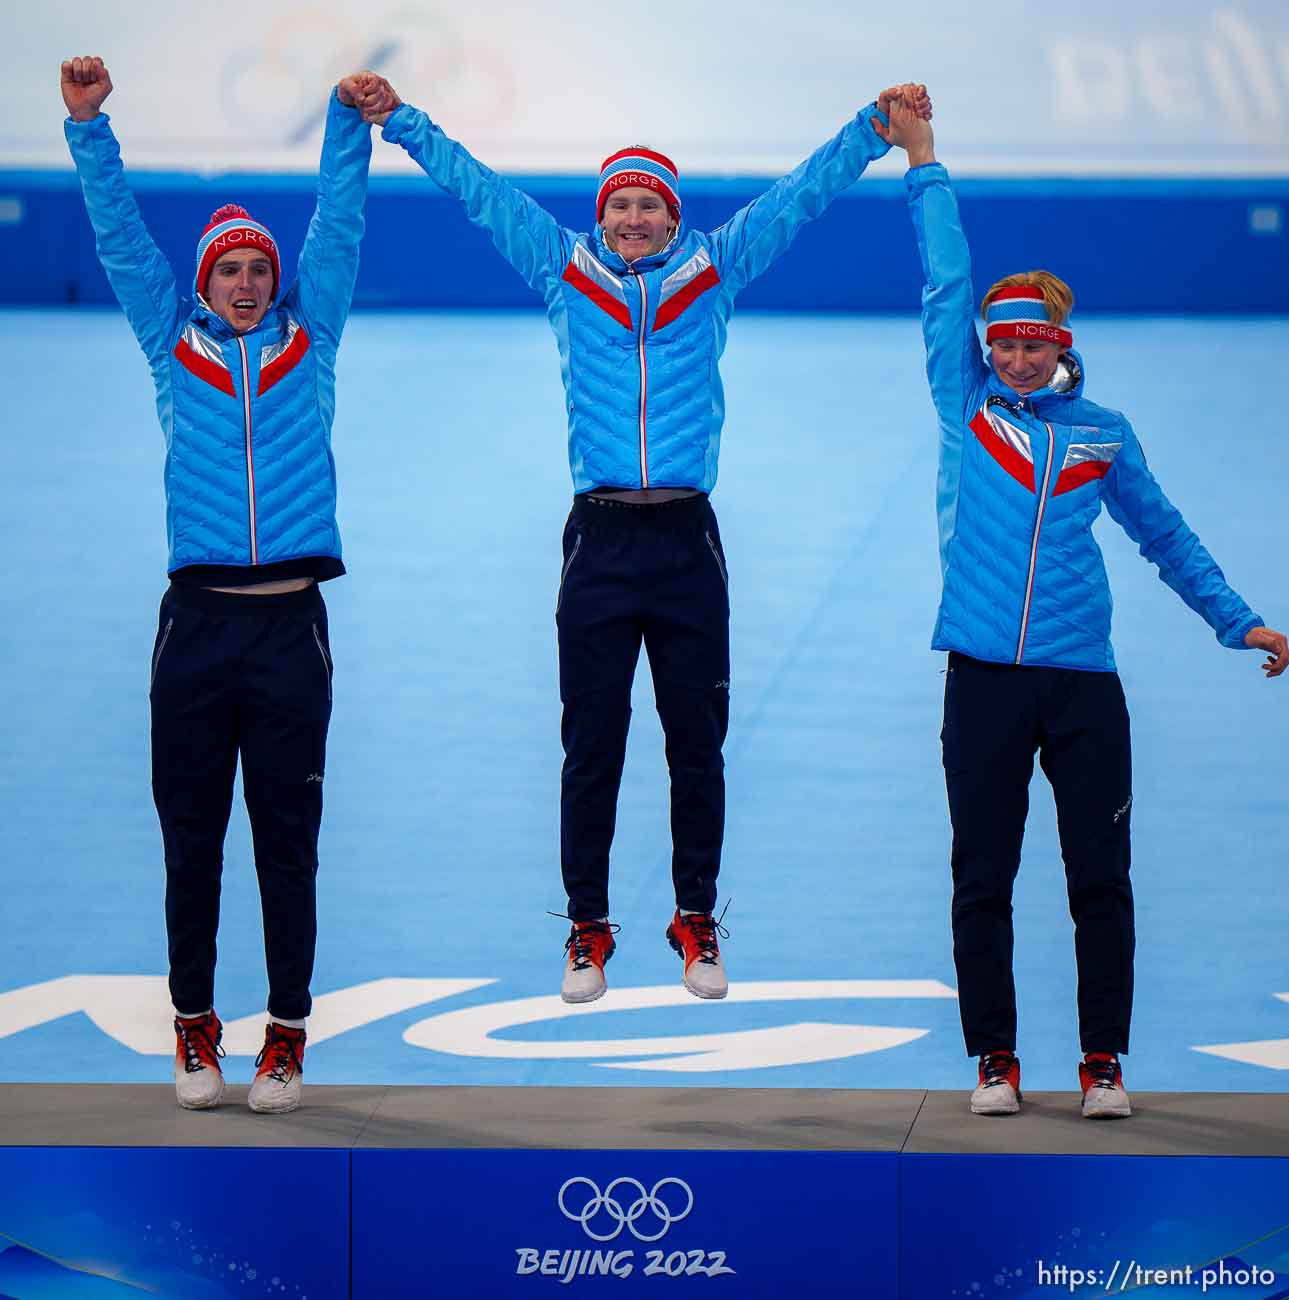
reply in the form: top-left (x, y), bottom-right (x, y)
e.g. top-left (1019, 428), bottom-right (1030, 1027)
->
top-left (3, 170), bottom-right (1287, 312)
top-left (4, 1143), bottom-right (1289, 1298)
top-left (0, 1146), bottom-right (350, 1298)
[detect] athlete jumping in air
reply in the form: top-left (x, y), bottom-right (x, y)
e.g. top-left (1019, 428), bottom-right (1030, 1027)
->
top-left (352, 73), bottom-right (931, 1004)
top-left (876, 95), bottom-right (1286, 1118)
top-left (62, 56), bottom-right (379, 1113)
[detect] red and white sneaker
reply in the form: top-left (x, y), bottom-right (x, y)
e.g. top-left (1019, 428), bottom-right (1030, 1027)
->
top-left (248, 1023), bottom-right (307, 1114)
top-left (173, 1011), bottom-right (225, 1110)
top-left (970, 1049), bottom-right (1021, 1115)
top-left (1080, 1052), bottom-right (1131, 1118)
top-left (665, 910), bottom-right (728, 1000)
top-left (561, 920), bottom-right (617, 1004)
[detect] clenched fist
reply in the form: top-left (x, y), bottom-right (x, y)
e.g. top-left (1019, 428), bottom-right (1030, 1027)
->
top-left (62, 57), bottom-right (113, 122)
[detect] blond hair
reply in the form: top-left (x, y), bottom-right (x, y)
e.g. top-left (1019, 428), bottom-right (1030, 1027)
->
top-left (981, 271), bottom-right (1074, 327)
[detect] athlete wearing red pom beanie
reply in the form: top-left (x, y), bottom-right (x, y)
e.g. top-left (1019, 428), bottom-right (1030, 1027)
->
top-left (194, 203), bottom-right (282, 322)
top-left (358, 71), bottom-right (932, 1006)
top-left (62, 56), bottom-right (383, 1116)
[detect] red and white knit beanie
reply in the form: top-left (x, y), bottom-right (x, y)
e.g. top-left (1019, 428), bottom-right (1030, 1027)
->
top-left (195, 204), bottom-right (280, 302)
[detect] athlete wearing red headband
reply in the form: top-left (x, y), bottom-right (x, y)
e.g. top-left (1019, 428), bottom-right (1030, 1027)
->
top-left (877, 97), bottom-right (1286, 1120)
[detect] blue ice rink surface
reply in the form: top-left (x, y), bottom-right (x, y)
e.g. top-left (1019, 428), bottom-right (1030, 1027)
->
top-left (2, 307), bottom-right (1286, 1095)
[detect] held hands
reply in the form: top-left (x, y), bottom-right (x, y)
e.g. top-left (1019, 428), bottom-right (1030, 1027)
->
top-left (338, 71), bottom-right (401, 126)
top-left (877, 83), bottom-right (932, 123)
top-left (1244, 626), bottom-right (1289, 678)
top-left (61, 57), bottom-right (112, 122)
top-left (872, 85), bottom-right (935, 166)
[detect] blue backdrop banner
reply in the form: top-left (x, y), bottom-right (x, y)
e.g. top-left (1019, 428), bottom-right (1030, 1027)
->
top-left (900, 1153), bottom-right (1289, 1298)
top-left (0, 1147), bottom-right (349, 1299)
top-left (2, 171), bottom-right (1286, 312)
top-left (352, 1148), bottom-right (899, 1298)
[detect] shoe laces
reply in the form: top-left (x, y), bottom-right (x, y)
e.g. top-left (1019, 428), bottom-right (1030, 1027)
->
top-left (1083, 1054), bottom-right (1121, 1089)
top-left (558, 918), bottom-right (619, 972)
top-left (175, 1015), bottom-right (224, 1075)
top-left (678, 902), bottom-right (731, 965)
top-left (255, 1024), bottom-right (305, 1082)
top-left (979, 1050), bottom-right (1017, 1086)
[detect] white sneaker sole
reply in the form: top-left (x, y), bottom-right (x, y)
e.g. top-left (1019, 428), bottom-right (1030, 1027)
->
top-left (1082, 1090), bottom-right (1131, 1119)
top-left (175, 1070), bottom-right (224, 1110)
top-left (248, 1083), bottom-right (302, 1115)
top-left (561, 982), bottom-right (607, 1005)
top-left (970, 1085), bottom-right (1021, 1116)
top-left (683, 972), bottom-right (728, 1000)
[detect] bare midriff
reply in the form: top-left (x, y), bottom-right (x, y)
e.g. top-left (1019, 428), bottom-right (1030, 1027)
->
top-left (204, 577), bottom-right (317, 595)
top-left (587, 487), bottom-right (701, 504)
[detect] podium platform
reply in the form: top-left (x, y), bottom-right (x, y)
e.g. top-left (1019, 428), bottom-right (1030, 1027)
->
top-left (2, 1085), bottom-right (1287, 1298)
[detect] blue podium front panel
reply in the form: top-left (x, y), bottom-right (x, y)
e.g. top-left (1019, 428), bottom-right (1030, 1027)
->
top-left (900, 1153), bottom-right (1289, 1298)
top-left (0, 1147), bottom-right (349, 1299)
top-left (352, 1149), bottom-right (897, 1299)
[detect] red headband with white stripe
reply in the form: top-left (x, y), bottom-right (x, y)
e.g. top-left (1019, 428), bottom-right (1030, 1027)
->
top-left (985, 285), bottom-right (1071, 348)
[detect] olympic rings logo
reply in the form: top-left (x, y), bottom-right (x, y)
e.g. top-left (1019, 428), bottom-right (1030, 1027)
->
top-left (558, 1176), bottom-right (694, 1243)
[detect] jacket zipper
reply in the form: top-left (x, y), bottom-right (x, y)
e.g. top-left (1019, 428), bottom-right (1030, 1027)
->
top-left (630, 268), bottom-right (649, 487)
top-left (1016, 416), bottom-right (1055, 664)
top-left (236, 336), bottom-right (258, 565)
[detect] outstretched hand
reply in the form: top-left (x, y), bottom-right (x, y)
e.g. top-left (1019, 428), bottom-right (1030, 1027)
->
top-left (339, 71), bottom-right (401, 126)
top-left (61, 56), bottom-right (112, 122)
top-left (1245, 626), bottom-right (1289, 678)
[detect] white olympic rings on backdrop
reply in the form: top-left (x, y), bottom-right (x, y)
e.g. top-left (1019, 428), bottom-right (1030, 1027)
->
top-left (558, 1176), bottom-right (694, 1243)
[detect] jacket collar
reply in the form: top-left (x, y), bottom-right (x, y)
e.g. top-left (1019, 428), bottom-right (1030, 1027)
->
top-left (192, 297), bottom-right (281, 343)
top-left (192, 299), bottom-right (238, 340)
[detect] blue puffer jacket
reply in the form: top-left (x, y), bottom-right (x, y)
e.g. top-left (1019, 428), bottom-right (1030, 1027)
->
top-left (908, 162), bottom-right (1261, 671)
top-left (383, 103), bottom-right (892, 493)
top-left (65, 91), bottom-right (371, 577)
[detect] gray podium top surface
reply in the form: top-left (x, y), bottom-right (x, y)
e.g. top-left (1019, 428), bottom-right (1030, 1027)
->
top-left (354, 1086), bottom-right (921, 1151)
top-left (907, 1090), bottom-right (1289, 1157)
top-left (1, 1085), bottom-right (1286, 1157)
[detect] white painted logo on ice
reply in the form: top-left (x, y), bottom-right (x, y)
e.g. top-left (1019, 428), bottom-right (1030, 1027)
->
top-left (1194, 993), bottom-right (1289, 1070)
top-left (403, 979), bottom-right (957, 1072)
top-left (0, 976), bottom-right (491, 1055)
top-left (0, 976), bottom-right (957, 1070)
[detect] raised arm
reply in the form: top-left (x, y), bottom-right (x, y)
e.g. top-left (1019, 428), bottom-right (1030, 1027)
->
top-left (1104, 432), bottom-right (1286, 675)
top-left (881, 98), bottom-right (990, 425)
top-left (62, 57), bottom-right (181, 364)
top-left (289, 74), bottom-right (375, 350)
top-left (355, 75), bottom-right (567, 297)
top-left (709, 84), bottom-right (929, 296)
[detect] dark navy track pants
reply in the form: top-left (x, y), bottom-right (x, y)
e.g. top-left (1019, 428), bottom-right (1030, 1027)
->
top-left (556, 494), bottom-right (731, 922)
top-left (150, 583), bottom-right (333, 1021)
top-left (942, 652), bottom-right (1135, 1057)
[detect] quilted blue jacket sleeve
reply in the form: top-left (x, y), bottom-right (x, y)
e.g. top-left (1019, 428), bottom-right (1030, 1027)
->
top-left (906, 162), bottom-right (990, 427)
top-left (1103, 429), bottom-right (1263, 649)
top-left (381, 103), bottom-right (569, 297)
top-left (710, 105), bottom-right (892, 297)
top-left (64, 112), bottom-right (181, 366)
top-left (294, 90), bottom-right (373, 352)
